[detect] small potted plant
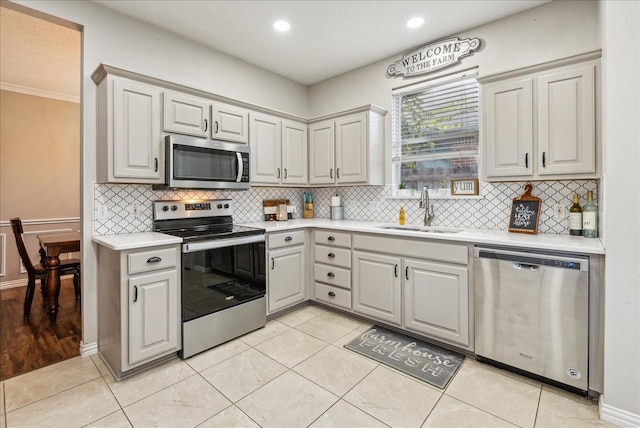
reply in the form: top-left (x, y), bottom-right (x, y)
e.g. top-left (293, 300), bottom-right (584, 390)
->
top-left (398, 183), bottom-right (409, 197)
top-left (438, 180), bottom-right (449, 196)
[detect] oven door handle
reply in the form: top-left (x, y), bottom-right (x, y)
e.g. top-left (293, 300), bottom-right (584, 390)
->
top-left (183, 234), bottom-right (265, 253)
top-left (236, 152), bottom-right (243, 183)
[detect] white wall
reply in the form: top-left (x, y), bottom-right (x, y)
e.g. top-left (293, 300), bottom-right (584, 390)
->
top-left (600, 1), bottom-right (640, 426)
top-left (308, 0), bottom-right (599, 117)
top-left (13, 0), bottom-right (309, 351)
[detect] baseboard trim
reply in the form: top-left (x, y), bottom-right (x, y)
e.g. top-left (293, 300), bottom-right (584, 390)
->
top-left (0, 278), bottom-right (28, 290)
top-left (80, 341), bottom-right (98, 357)
top-left (600, 395), bottom-right (640, 428)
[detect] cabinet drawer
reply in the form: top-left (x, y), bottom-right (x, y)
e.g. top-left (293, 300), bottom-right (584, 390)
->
top-left (353, 234), bottom-right (468, 265)
top-left (314, 230), bottom-right (351, 248)
top-left (314, 263), bottom-right (351, 289)
top-left (314, 245), bottom-right (351, 268)
top-left (128, 247), bottom-right (177, 275)
top-left (315, 282), bottom-right (351, 310)
top-left (268, 230), bottom-right (305, 250)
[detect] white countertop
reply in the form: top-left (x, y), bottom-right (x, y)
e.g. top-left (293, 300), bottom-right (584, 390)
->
top-left (92, 232), bottom-right (182, 251)
top-left (242, 218), bottom-right (605, 255)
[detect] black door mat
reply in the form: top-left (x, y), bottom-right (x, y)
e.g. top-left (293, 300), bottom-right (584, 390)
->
top-left (344, 325), bottom-right (465, 389)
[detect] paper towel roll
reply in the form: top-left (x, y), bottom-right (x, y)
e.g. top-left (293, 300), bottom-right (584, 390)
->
top-left (331, 195), bottom-right (341, 207)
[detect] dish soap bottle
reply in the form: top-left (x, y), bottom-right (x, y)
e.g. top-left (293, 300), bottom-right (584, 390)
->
top-left (569, 194), bottom-right (583, 236)
top-left (399, 207), bottom-right (405, 225)
top-left (582, 190), bottom-right (598, 238)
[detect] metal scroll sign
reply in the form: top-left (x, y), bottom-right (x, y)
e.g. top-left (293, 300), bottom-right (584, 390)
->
top-left (387, 37), bottom-right (481, 78)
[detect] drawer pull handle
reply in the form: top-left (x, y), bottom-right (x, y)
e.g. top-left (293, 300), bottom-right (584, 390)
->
top-left (394, 264), bottom-right (398, 277)
top-left (328, 291), bottom-right (336, 297)
top-left (204, 118), bottom-right (208, 132)
top-left (525, 153), bottom-right (529, 168)
top-left (271, 258), bottom-right (275, 270)
top-left (284, 236), bottom-right (293, 242)
top-left (328, 252), bottom-right (335, 258)
top-left (542, 151), bottom-right (547, 168)
top-left (327, 272), bottom-right (335, 278)
top-left (406, 266), bottom-right (409, 280)
top-left (147, 257), bottom-right (162, 263)
top-left (133, 286), bottom-right (138, 302)
top-left (327, 236), bottom-right (335, 242)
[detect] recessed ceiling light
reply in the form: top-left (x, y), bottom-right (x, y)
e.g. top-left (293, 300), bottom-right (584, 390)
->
top-left (406, 17), bottom-right (424, 29)
top-left (273, 20), bottom-right (291, 32)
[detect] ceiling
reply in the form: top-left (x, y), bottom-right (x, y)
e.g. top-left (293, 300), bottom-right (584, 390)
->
top-left (0, 1), bottom-right (549, 99)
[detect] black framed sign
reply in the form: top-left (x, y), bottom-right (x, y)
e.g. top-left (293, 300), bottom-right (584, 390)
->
top-left (508, 183), bottom-right (541, 234)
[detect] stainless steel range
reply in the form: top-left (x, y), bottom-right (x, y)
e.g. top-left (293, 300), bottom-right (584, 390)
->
top-left (154, 199), bottom-right (266, 358)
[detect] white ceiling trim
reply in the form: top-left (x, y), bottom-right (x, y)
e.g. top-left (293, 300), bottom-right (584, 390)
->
top-left (0, 82), bottom-right (80, 104)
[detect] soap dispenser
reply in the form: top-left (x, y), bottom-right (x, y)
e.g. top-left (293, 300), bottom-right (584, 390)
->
top-left (399, 207), bottom-right (405, 225)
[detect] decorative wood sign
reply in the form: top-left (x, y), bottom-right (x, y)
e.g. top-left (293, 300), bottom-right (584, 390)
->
top-left (451, 179), bottom-right (479, 196)
top-left (387, 37), bottom-right (481, 78)
top-left (508, 183), bottom-right (541, 234)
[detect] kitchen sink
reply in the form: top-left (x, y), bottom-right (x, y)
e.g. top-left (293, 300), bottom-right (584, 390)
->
top-left (375, 225), bottom-right (462, 234)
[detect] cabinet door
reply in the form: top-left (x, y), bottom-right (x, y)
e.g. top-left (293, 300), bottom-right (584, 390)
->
top-left (129, 270), bottom-right (179, 365)
top-left (308, 121), bottom-right (335, 185)
top-left (404, 258), bottom-right (469, 346)
top-left (113, 78), bottom-right (163, 182)
top-left (335, 114), bottom-right (367, 183)
top-left (268, 245), bottom-right (306, 313)
top-left (163, 91), bottom-right (210, 137)
top-left (212, 103), bottom-right (249, 144)
top-left (352, 250), bottom-right (402, 325)
top-left (537, 63), bottom-right (596, 176)
top-left (282, 120), bottom-right (308, 185)
top-left (483, 77), bottom-right (533, 178)
top-left (250, 113), bottom-right (282, 184)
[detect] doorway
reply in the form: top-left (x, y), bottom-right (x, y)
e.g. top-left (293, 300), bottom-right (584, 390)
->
top-left (0, 4), bottom-right (82, 380)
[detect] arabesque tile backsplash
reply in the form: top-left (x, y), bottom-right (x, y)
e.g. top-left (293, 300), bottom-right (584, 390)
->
top-left (94, 180), bottom-right (600, 236)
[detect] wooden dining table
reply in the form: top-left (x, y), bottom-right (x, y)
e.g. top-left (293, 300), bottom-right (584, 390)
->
top-left (37, 231), bottom-right (81, 322)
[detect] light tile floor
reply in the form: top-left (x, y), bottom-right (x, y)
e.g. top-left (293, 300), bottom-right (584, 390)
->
top-left (0, 305), bottom-right (615, 428)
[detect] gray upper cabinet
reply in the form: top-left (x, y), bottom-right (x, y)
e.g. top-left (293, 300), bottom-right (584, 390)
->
top-left (308, 106), bottom-right (386, 186)
top-left (163, 91), bottom-right (210, 138)
top-left (211, 102), bottom-right (249, 144)
top-left (95, 74), bottom-right (164, 184)
top-left (482, 57), bottom-right (598, 181)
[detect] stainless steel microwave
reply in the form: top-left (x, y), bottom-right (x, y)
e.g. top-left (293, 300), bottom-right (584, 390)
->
top-left (155, 134), bottom-right (250, 190)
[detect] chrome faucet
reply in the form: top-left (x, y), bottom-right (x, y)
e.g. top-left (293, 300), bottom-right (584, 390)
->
top-left (420, 187), bottom-right (434, 226)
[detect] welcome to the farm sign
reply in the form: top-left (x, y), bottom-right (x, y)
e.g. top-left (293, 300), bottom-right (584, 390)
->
top-left (387, 37), bottom-right (481, 78)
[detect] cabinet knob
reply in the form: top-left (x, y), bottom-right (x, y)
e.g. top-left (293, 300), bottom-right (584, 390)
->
top-left (328, 291), bottom-right (336, 297)
top-left (328, 252), bottom-right (335, 258)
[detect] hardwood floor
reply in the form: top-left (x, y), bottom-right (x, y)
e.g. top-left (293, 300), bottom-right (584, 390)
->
top-left (0, 277), bottom-right (81, 380)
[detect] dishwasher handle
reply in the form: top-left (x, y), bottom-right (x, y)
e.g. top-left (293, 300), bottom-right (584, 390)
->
top-left (475, 247), bottom-right (588, 272)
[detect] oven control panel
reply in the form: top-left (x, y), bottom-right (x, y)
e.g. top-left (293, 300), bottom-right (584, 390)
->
top-left (154, 199), bottom-right (233, 220)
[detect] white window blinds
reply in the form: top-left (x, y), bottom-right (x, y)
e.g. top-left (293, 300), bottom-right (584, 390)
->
top-left (392, 75), bottom-right (479, 162)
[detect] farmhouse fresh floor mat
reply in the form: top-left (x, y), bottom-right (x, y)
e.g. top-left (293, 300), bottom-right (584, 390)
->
top-left (344, 325), bottom-right (465, 389)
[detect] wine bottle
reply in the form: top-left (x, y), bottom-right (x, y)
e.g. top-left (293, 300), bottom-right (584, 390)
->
top-left (569, 194), bottom-right (583, 236)
top-left (582, 190), bottom-right (598, 238)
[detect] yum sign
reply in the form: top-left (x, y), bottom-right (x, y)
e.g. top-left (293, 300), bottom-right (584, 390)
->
top-left (388, 37), bottom-right (481, 78)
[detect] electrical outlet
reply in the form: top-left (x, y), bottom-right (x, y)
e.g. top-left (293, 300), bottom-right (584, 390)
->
top-left (349, 201), bottom-right (357, 211)
top-left (130, 203), bottom-right (140, 218)
top-left (553, 203), bottom-right (565, 221)
top-left (369, 201), bottom-right (381, 212)
top-left (96, 204), bottom-right (109, 220)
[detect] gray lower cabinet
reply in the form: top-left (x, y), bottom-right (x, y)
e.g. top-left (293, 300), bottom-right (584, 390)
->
top-left (404, 258), bottom-right (469, 347)
top-left (267, 231), bottom-right (306, 314)
top-left (352, 250), bottom-right (402, 326)
top-left (351, 233), bottom-right (471, 349)
top-left (97, 244), bottom-right (181, 379)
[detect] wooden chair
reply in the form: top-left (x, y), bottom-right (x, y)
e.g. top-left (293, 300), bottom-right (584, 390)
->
top-left (10, 218), bottom-right (81, 319)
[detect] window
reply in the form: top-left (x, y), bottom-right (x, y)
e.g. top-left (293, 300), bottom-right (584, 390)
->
top-left (391, 72), bottom-right (479, 194)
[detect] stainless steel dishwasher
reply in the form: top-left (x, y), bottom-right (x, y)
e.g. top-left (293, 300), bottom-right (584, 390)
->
top-left (474, 246), bottom-right (590, 392)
